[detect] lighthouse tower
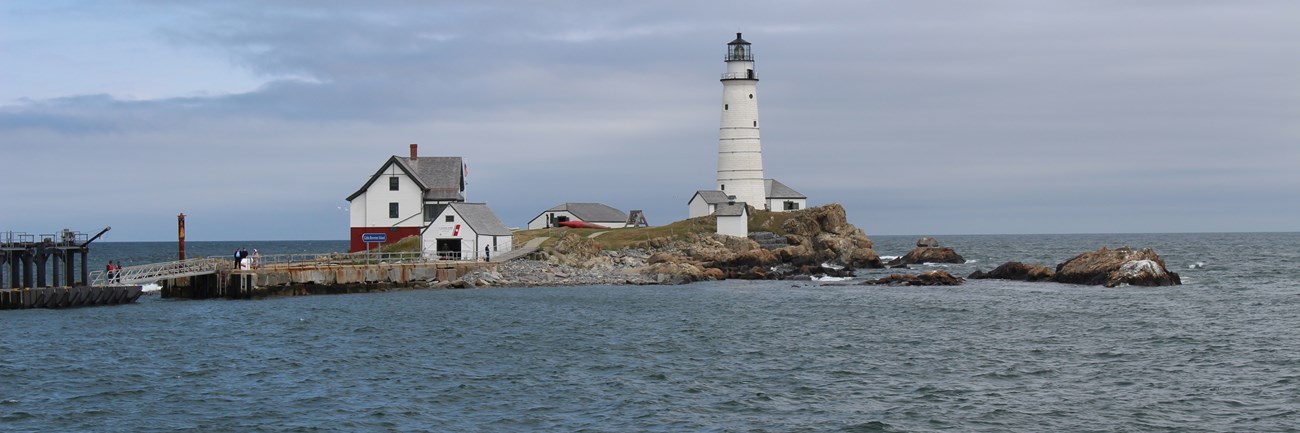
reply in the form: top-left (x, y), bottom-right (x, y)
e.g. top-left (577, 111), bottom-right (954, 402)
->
top-left (716, 33), bottom-right (766, 208)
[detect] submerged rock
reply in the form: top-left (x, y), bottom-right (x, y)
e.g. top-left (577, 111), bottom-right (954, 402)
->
top-left (1053, 247), bottom-right (1181, 287)
top-left (969, 262), bottom-right (1055, 282)
top-left (860, 270), bottom-right (963, 286)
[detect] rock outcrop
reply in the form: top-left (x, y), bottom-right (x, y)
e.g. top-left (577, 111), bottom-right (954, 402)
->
top-left (888, 247), bottom-right (965, 266)
top-left (860, 270), bottom-right (963, 286)
top-left (774, 204), bottom-right (882, 269)
top-left (1053, 247), bottom-right (1181, 287)
top-left (546, 232), bottom-right (602, 267)
top-left (887, 238), bottom-right (966, 266)
top-left (510, 204), bottom-right (881, 284)
top-left (969, 262), bottom-right (1056, 282)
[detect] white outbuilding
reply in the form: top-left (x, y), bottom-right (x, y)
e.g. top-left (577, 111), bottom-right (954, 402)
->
top-left (425, 203), bottom-right (513, 261)
top-left (527, 203), bottom-right (629, 229)
top-left (764, 179), bottom-right (807, 212)
top-left (688, 190), bottom-right (732, 218)
top-left (715, 202), bottom-right (749, 238)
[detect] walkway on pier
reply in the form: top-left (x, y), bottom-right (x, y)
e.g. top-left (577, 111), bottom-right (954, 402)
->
top-left (90, 257), bottom-right (230, 286)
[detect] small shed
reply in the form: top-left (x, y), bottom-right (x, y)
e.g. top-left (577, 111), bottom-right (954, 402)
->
top-left (425, 203), bottom-right (513, 261)
top-left (688, 190), bottom-right (732, 218)
top-left (527, 203), bottom-right (629, 229)
top-left (715, 202), bottom-right (749, 237)
top-left (764, 179), bottom-right (806, 212)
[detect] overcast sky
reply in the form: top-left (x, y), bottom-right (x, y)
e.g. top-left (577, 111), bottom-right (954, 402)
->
top-left (2, 1), bottom-right (1298, 241)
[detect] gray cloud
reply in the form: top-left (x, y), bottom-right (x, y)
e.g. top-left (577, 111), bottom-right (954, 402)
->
top-left (2, 0), bottom-right (1297, 240)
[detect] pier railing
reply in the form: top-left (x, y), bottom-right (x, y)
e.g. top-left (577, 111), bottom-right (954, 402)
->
top-left (90, 257), bottom-right (231, 286)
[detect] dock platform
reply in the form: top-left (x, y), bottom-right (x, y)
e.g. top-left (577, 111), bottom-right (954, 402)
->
top-left (161, 259), bottom-right (495, 300)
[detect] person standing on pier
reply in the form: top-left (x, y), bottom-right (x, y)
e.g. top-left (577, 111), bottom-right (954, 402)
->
top-left (114, 261), bottom-right (122, 283)
top-left (106, 261), bottom-right (114, 283)
top-left (485, 246), bottom-right (490, 262)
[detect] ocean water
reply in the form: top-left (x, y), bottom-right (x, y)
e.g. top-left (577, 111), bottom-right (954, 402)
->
top-left (2, 233), bottom-right (1299, 431)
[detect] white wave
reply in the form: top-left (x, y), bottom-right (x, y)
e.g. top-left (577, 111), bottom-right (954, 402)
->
top-left (922, 263), bottom-right (949, 268)
top-left (965, 259), bottom-right (978, 264)
top-left (1188, 262), bottom-right (1205, 269)
top-left (821, 262), bottom-right (844, 271)
top-left (813, 275), bottom-right (852, 282)
top-left (142, 283), bottom-right (161, 293)
top-left (880, 256), bottom-right (899, 261)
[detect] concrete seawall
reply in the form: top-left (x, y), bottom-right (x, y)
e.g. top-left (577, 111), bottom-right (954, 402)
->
top-left (161, 261), bottom-right (495, 300)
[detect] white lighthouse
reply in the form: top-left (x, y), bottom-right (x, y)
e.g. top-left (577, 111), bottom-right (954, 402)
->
top-left (690, 33), bottom-right (807, 220)
top-left (716, 32), bottom-right (767, 208)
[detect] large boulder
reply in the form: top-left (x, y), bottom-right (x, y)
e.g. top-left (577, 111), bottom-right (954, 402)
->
top-left (969, 262), bottom-right (1055, 282)
top-left (1053, 247), bottom-right (1182, 287)
top-left (860, 270), bottom-right (963, 286)
top-left (887, 246), bottom-right (965, 266)
top-left (916, 237), bottom-right (940, 247)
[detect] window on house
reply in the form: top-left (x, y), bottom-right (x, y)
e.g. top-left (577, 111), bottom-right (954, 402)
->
top-left (445, 215), bottom-right (454, 222)
top-left (389, 177), bottom-right (399, 191)
top-left (389, 202), bottom-right (399, 218)
top-left (724, 104), bottom-right (728, 110)
top-left (785, 201), bottom-right (800, 210)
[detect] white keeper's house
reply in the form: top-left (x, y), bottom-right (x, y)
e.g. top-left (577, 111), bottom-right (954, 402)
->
top-left (347, 144), bottom-right (513, 259)
top-left (526, 203), bottom-right (629, 229)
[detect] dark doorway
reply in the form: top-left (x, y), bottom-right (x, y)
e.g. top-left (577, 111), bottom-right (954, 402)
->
top-left (436, 238), bottom-right (462, 260)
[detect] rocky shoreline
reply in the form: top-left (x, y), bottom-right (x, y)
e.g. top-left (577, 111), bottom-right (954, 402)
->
top-left (426, 204), bottom-right (1182, 290)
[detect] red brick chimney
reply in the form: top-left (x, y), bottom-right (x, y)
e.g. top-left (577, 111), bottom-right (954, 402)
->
top-left (409, 144), bottom-right (418, 160)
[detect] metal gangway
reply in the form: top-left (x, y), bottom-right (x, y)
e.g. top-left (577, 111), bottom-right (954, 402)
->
top-left (89, 257), bottom-right (231, 286)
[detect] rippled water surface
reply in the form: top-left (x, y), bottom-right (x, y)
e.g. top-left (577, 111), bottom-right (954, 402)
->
top-left (2, 233), bottom-right (1299, 431)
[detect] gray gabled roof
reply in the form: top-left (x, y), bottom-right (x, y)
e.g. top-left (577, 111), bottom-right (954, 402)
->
top-left (715, 202), bottom-right (748, 217)
top-left (764, 178), bottom-right (806, 199)
top-left (347, 155), bottom-right (464, 202)
top-left (542, 203), bottom-right (627, 222)
top-left (449, 203), bottom-right (511, 236)
top-left (689, 190), bottom-right (732, 205)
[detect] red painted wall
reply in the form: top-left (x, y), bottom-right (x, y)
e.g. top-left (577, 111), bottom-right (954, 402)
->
top-left (350, 227), bottom-right (423, 253)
